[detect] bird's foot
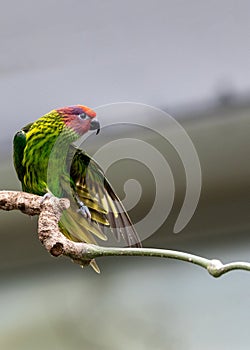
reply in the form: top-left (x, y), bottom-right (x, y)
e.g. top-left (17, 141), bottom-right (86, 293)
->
top-left (77, 202), bottom-right (91, 219)
top-left (40, 192), bottom-right (53, 204)
top-left (40, 192), bottom-right (70, 212)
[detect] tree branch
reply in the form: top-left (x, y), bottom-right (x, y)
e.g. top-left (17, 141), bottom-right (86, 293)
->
top-left (1, 190), bottom-right (250, 277)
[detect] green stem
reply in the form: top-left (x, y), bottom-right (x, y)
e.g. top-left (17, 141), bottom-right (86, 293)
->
top-left (83, 244), bottom-right (247, 277)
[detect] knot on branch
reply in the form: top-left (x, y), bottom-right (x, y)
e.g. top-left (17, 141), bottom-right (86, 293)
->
top-left (207, 259), bottom-right (224, 277)
top-left (50, 242), bottom-right (64, 257)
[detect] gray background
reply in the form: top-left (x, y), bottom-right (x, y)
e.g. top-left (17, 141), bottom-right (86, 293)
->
top-left (1, 1), bottom-right (250, 349)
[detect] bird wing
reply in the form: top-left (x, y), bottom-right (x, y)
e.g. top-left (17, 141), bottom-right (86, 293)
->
top-left (13, 128), bottom-right (141, 248)
top-left (13, 123), bottom-right (33, 185)
top-left (59, 145), bottom-right (141, 248)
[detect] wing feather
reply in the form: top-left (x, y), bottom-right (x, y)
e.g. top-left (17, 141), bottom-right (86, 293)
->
top-left (13, 123), bottom-right (33, 183)
top-left (64, 145), bottom-right (141, 247)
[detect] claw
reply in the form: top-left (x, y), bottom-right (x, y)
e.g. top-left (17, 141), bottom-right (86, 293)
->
top-left (74, 193), bottom-right (92, 219)
top-left (77, 202), bottom-right (91, 219)
top-left (40, 192), bottom-right (53, 204)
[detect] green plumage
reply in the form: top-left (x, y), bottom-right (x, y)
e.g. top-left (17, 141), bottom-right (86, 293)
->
top-left (13, 106), bottom-right (141, 270)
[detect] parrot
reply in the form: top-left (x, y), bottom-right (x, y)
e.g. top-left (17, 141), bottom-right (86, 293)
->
top-left (13, 105), bottom-right (141, 272)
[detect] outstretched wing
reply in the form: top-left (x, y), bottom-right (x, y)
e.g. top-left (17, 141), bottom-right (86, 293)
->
top-left (59, 145), bottom-right (141, 248)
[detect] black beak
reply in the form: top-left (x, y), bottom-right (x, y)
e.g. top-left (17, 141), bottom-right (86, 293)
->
top-left (90, 119), bottom-right (100, 135)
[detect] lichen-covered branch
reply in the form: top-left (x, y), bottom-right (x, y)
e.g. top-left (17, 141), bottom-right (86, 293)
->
top-left (1, 190), bottom-right (250, 277)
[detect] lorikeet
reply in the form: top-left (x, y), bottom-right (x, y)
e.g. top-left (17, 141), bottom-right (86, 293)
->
top-left (13, 105), bottom-right (141, 271)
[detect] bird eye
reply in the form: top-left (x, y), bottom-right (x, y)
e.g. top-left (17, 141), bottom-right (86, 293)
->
top-left (79, 112), bottom-right (87, 119)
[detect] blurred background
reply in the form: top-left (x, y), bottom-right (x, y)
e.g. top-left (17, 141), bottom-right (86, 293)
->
top-left (1, 1), bottom-right (250, 349)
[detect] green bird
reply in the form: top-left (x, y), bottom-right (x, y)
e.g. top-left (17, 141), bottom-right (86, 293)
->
top-left (13, 105), bottom-right (141, 272)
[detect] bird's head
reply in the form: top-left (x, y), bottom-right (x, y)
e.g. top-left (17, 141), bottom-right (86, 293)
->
top-left (56, 105), bottom-right (100, 136)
